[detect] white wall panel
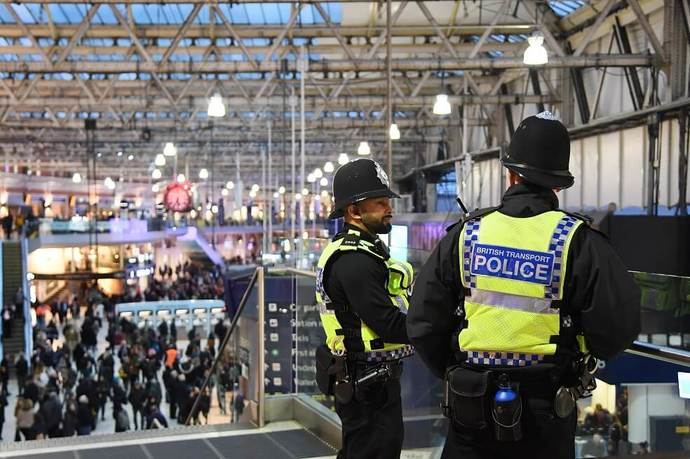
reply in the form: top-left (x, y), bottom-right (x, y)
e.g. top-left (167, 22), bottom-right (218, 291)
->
top-left (564, 139), bottom-right (583, 210)
top-left (620, 126), bottom-right (646, 208)
top-left (599, 131), bottom-right (621, 206)
top-left (664, 120), bottom-right (680, 209)
top-left (657, 119), bottom-right (671, 207)
top-left (582, 136), bottom-right (600, 209)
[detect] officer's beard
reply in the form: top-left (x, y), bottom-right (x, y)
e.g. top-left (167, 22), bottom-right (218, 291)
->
top-left (360, 213), bottom-right (392, 235)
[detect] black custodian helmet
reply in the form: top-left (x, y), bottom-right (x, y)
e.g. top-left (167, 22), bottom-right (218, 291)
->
top-left (502, 111), bottom-right (574, 189)
top-left (328, 158), bottom-right (400, 220)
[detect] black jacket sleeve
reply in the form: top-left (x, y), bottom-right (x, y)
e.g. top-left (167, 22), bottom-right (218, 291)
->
top-left (563, 227), bottom-right (641, 360)
top-left (329, 252), bottom-right (410, 344)
top-left (407, 224), bottom-right (465, 379)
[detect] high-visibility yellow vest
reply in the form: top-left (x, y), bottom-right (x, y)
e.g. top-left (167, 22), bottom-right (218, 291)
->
top-left (316, 228), bottom-right (415, 361)
top-left (458, 210), bottom-right (585, 366)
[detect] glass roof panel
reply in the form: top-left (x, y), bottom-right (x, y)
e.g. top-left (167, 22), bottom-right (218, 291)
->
top-left (547, 1), bottom-right (586, 17)
top-left (10, 4), bottom-right (37, 24)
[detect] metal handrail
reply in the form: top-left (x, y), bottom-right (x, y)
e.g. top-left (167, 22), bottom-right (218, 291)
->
top-left (184, 267), bottom-right (259, 426)
top-left (20, 238), bottom-right (32, 359)
top-left (268, 266), bottom-right (317, 279)
top-left (625, 341), bottom-right (690, 368)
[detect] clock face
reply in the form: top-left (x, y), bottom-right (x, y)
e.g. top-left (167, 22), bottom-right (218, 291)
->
top-left (164, 183), bottom-right (192, 212)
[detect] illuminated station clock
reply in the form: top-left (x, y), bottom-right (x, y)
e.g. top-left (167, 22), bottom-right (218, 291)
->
top-left (163, 182), bottom-right (192, 212)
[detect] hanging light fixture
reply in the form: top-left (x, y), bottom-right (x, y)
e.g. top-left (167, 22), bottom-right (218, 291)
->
top-left (320, 177), bottom-right (328, 187)
top-left (177, 173), bottom-right (186, 183)
top-left (152, 169), bottom-right (162, 180)
top-left (207, 93), bottom-right (226, 118)
top-left (389, 123), bottom-right (401, 140)
top-left (155, 153), bottom-right (166, 167)
top-left (307, 173), bottom-right (316, 183)
top-left (313, 168), bottom-right (323, 179)
top-left (433, 94), bottom-right (452, 116)
top-left (323, 161), bottom-right (334, 173)
top-left (357, 141), bottom-right (371, 156)
top-left (221, 188), bottom-right (229, 197)
top-left (226, 180), bottom-right (234, 189)
top-left (127, 154), bottom-right (134, 161)
top-left (338, 153), bottom-right (349, 165)
top-left (72, 172), bottom-right (82, 184)
top-left (278, 186), bottom-right (286, 194)
top-left (199, 168), bottom-right (209, 180)
top-left (163, 142), bottom-right (177, 156)
top-left (433, 64), bottom-right (452, 116)
top-left (104, 177), bottom-right (116, 190)
top-left (251, 184), bottom-right (260, 192)
top-left (152, 184), bottom-right (160, 193)
top-left (523, 33), bottom-right (548, 65)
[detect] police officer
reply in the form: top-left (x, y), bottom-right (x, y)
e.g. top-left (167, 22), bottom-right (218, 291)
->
top-left (407, 112), bottom-right (641, 459)
top-left (315, 158), bottom-right (414, 459)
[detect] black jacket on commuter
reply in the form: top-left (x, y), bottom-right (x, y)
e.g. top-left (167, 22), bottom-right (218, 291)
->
top-left (407, 183), bottom-right (642, 379)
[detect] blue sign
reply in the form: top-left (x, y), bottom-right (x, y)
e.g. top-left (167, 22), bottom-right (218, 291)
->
top-left (470, 243), bottom-right (554, 285)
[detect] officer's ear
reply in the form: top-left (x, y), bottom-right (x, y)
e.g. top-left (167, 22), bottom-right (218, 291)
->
top-left (345, 203), bottom-right (362, 221)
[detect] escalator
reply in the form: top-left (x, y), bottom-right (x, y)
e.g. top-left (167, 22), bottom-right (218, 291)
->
top-left (177, 226), bottom-right (224, 267)
top-left (1, 241), bottom-right (26, 361)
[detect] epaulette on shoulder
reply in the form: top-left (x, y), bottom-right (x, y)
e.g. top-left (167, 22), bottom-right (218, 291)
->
top-left (563, 210), bottom-right (593, 226)
top-left (445, 206), bottom-right (500, 233)
top-left (340, 231), bottom-right (361, 248)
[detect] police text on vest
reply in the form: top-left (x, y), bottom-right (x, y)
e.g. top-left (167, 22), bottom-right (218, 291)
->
top-left (470, 243), bottom-right (555, 285)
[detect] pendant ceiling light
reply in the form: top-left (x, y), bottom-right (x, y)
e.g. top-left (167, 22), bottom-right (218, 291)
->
top-left (523, 34), bottom-right (548, 65)
top-left (433, 94), bottom-right (451, 116)
top-left (389, 123), bottom-right (401, 140)
top-left (207, 93), bottom-right (226, 118)
top-left (163, 142), bottom-right (177, 157)
top-left (357, 141), bottom-right (371, 156)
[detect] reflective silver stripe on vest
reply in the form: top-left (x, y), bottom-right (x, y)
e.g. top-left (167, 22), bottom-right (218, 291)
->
top-left (544, 215), bottom-right (579, 300)
top-left (318, 302), bottom-right (332, 314)
top-left (316, 266), bottom-right (331, 303)
top-left (462, 218), bottom-right (482, 288)
top-left (467, 350), bottom-right (545, 367)
top-left (468, 290), bottom-right (559, 314)
top-left (364, 345), bottom-right (415, 363)
top-left (391, 295), bottom-right (408, 313)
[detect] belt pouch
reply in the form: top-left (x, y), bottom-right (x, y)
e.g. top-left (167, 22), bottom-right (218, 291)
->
top-left (445, 365), bottom-right (491, 430)
top-left (315, 344), bottom-right (336, 396)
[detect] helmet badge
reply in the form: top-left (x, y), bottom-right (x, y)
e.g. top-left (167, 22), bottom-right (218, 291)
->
top-left (535, 111), bottom-right (559, 121)
top-left (373, 161), bottom-right (390, 187)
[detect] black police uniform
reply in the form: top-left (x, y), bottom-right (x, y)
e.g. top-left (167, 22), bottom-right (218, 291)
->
top-left (407, 113), bottom-right (641, 459)
top-left (323, 223), bottom-right (409, 459)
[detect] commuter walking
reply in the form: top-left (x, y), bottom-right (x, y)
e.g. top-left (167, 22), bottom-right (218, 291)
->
top-left (315, 159), bottom-right (414, 459)
top-left (407, 112), bottom-right (641, 459)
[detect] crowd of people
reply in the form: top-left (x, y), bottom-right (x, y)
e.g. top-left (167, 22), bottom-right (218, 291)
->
top-left (120, 262), bottom-right (225, 303)
top-left (0, 262), bottom-right (245, 442)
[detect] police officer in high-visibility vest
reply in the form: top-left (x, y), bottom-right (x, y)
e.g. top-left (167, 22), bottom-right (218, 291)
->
top-left (407, 112), bottom-right (641, 459)
top-left (315, 158), bottom-right (414, 459)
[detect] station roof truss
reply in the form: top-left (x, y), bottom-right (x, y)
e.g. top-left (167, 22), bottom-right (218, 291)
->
top-left (0, 0), bottom-right (665, 187)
